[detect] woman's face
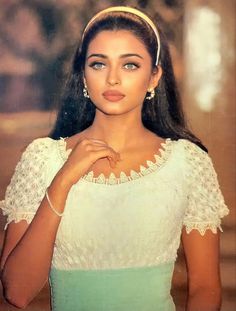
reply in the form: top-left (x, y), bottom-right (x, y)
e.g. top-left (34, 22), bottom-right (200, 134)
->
top-left (84, 30), bottom-right (161, 116)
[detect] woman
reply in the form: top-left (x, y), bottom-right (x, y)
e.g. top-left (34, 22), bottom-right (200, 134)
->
top-left (0, 6), bottom-right (229, 311)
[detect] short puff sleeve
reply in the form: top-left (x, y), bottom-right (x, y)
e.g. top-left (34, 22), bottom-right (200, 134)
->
top-left (0, 138), bottom-right (51, 230)
top-left (182, 140), bottom-right (229, 235)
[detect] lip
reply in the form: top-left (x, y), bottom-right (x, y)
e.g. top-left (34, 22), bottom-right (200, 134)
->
top-left (102, 90), bottom-right (125, 102)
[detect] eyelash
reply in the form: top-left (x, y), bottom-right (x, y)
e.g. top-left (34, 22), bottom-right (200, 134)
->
top-left (89, 62), bottom-right (105, 70)
top-left (88, 61), bottom-right (140, 70)
top-left (124, 63), bottom-right (140, 70)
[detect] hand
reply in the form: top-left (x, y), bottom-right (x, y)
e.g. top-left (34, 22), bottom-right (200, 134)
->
top-left (57, 138), bottom-right (120, 186)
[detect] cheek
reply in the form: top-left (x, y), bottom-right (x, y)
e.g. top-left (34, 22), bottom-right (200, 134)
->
top-left (85, 71), bottom-right (103, 93)
top-left (84, 72), bottom-right (106, 106)
top-left (123, 73), bottom-right (151, 93)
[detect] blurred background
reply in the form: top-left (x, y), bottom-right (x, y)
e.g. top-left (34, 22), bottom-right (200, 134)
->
top-left (0, 0), bottom-right (235, 310)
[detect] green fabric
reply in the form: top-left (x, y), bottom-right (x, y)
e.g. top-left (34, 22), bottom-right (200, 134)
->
top-left (49, 263), bottom-right (175, 311)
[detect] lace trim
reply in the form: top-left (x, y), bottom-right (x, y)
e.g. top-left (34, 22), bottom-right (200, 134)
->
top-left (0, 200), bottom-right (35, 230)
top-left (57, 137), bottom-right (173, 185)
top-left (0, 200), bottom-right (4, 210)
top-left (58, 137), bottom-right (72, 161)
top-left (184, 221), bottom-right (223, 236)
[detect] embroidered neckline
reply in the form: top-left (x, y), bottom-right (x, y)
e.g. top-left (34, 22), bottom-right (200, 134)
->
top-left (57, 137), bottom-right (174, 185)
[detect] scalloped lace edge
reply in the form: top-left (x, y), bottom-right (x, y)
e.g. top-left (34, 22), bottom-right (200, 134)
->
top-left (184, 222), bottom-right (223, 236)
top-left (0, 200), bottom-right (34, 230)
top-left (57, 137), bottom-right (174, 185)
top-left (3, 216), bottom-right (34, 230)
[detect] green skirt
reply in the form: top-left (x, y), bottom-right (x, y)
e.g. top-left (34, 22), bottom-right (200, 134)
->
top-left (49, 263), bottom-right (175, 311)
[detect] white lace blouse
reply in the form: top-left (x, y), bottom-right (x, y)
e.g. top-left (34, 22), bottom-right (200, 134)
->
top-left (0, 137), bottom-right (229, 271)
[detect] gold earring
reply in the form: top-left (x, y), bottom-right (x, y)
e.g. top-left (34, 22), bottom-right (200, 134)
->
top-left (146, 89), bottom-right (155, 100)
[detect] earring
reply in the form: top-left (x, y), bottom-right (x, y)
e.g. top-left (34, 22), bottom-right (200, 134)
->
top-left (83, 87), bottom-right (90, 98)
top-left (146, 89), bottom-right (155, 100)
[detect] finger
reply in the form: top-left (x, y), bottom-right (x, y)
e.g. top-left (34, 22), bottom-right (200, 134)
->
top-left (115, 152), bottom-right (121, 161)
top-left (89, 138), bottom-right (108, 145)
top-left (99, 145), bottom-right (121, 161)
top-left (91, 148), bottom-right (119, 163)
top-left (88, 138), bottom-right (120, 161)
top-left (107, 156), bottom-right (116, 168)
top-left (90, 145), bottom-right (120, 158)
top-left (77, 137), bottom-right (107, 146)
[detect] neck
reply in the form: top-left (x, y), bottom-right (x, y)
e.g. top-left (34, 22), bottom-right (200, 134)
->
top-left (86, 110), bottom-right (148, 152)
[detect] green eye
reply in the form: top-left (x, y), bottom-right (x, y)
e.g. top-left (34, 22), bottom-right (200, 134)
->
top-left (124, 63), bottom-right (139, 70)
top-left (89, 62), bottom-right (105, 70)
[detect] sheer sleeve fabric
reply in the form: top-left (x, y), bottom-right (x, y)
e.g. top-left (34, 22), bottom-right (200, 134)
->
top-left (182, 140), bottom-right (229, 235)
top-left (0, 138), bottom-right (51, 230)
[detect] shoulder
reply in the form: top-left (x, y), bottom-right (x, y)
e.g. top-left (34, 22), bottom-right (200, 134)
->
top-left (172, 139), bottom-right (209, 164)
top-left (169, 139), bottom-right (216, 179)
top-left (25, 137), bottom-right (56, 152)
top-left (22, 137), bottom-right (57, 159)
top-left (15, 137), bottom-right (59, 171)
top-left (174, 138), bottom-right (207, 156)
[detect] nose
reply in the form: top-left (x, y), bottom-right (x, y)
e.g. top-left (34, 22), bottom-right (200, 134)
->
top-left (106, 66), bottom-right (121, 86)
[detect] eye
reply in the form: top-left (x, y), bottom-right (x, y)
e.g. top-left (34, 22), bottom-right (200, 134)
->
top-left (123, 62), bottom-right (140, 70)
top-left (89, 62), bottom-right (105, 70)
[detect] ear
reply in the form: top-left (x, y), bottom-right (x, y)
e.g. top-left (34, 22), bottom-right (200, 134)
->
top-left (83, 76), bottom-right (87, 87)
top-left (148, 65), bottom-right (162, 91)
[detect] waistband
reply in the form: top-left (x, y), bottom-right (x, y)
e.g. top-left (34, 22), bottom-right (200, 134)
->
top-left (49, 262), bottom-right (175, 311)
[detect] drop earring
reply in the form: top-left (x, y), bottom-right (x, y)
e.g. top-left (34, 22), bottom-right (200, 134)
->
top-left (146, 89), bottom-right (155, 100)
top-left (83, 86), bottom-right (90, 98)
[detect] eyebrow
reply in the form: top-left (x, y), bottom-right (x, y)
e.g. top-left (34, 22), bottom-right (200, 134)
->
top-left (87, 53), bottom-right (144, 60)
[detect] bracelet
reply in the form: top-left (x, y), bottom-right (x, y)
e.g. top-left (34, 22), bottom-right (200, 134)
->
top-left (45, 188), bottom-right (64, 217)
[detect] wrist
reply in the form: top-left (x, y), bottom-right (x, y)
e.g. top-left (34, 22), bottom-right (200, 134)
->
top-left (50, 169), bottom-right (73, 193)
top-left (45, 188), bottom-right (64, 217)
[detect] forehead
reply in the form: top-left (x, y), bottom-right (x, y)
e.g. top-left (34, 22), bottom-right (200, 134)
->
top-left (87, 30), bottom-right (149, 56)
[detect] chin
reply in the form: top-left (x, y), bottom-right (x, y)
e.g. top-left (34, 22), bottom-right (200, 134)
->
top-left (93, 98), bottom-right (141, 116)
top-left (97, 107), bottom-right (128, 116)
top-left (94, 103), bottom-right (125, 115)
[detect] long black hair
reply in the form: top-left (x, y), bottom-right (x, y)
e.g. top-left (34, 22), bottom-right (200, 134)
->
top-left (50, 8), bottom-right (207, 152)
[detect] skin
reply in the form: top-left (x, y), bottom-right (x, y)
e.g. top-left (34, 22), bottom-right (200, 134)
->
top-left (0, 30), bottom-right (221, 310)
top-left (182, 230), bottom-right (222, 311)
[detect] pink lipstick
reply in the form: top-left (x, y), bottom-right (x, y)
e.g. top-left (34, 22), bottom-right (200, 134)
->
top-left (102, 90), bottom-right (125, 102)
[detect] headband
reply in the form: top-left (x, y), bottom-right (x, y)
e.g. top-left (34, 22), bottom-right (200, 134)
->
top-left (82, 6), bottom-right (161, 66)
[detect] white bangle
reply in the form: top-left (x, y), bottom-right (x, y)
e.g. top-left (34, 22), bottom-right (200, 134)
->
top-left (45, 188), bottom-right (64, 217)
